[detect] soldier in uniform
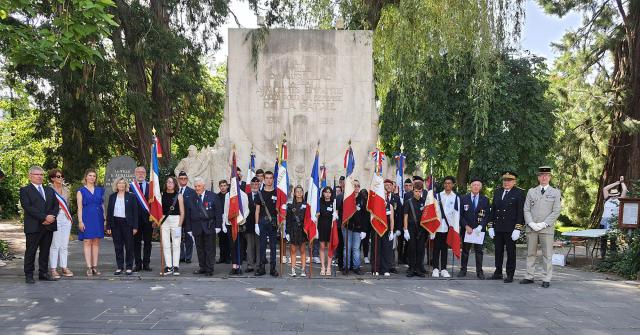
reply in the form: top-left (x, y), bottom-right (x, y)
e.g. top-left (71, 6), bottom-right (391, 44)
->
top-left (520, 166), bottom-right (562, 288)
top-left (487, 171), bottom-right (525, 283)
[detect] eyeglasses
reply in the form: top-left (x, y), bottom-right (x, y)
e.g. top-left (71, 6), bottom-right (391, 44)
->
top-left (55, 175), bottom-right (63, 178)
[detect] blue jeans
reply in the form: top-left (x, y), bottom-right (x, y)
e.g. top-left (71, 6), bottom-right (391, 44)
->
top-left (342, 228), bottom-right (361, 270)
top-left (259, 218), bottom-right (278, 268)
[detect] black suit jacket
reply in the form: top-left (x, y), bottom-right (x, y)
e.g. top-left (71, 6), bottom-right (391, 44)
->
top-left (460, 193), bottom-right (490, 231)
top-left (187, 190), bottom-right (221, 235)
top-left (489, 187), bottom-right (525, 233)
top-left (180, 186), bottom-right (196, 231)
top-left (19, 184), bottom-right (59, 234)
top-left (106, 192), bottom-right (139, 230)
top-left (246, 191), bottom-right (257, 234)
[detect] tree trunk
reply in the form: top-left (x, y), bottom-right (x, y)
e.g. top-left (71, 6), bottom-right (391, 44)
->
top-left (150, 0), bottom-right (172, 163)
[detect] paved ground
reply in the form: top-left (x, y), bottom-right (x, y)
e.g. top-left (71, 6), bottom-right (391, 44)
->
top-left (1, 221), bottom-right (639, 334)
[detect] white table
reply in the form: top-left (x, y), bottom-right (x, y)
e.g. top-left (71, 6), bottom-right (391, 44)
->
top-left (561, 229), bottom-right (608, 264)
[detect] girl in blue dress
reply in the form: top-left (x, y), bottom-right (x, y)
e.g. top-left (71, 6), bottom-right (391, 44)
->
top-left (76, 168), bottom-right (105, 277)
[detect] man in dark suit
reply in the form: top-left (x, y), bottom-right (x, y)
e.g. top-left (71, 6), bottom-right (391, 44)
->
top-left (458, 177), bottom-right (491, 279)
top-left (487, 171), bottom-right (525, 283)
top-left (19, 166), bottom-right (59, 283)
top-left (216, 179), bottom-right (230, 264)
top-left (188, 177), bottom-right (222, 275)
top-left (132, 166), bottom-right (153, 272)
top-left (244, 177), bottom-right (260, 272)
top-left (177, 171), bottom-right (196, 263)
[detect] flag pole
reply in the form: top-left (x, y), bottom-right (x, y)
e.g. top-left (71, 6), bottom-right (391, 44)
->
top-left (344, 140), bottom-right (350, 275)
top-left (373, 148), bottom-right (379, 276)
top-left (151, 128), bottom-right (166, 277)
top-left (428, 159), bottom-right (433, 277)
top-left (276, 141), bottom-right (284, 278)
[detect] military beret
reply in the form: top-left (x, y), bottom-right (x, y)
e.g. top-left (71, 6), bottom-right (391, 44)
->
top-left (412, 176), bottom-right (424, 182)
top-left (404, 178), bottom-right (412, 184)
top-left (384, 179), bottom-right (394, 184)
top-left (469, 176), bottom-right (483, 183)
top-left (251, 177), bottom-right (260, 182)
top-left (178, 171), bottom-right (187, 177)
top-left (339, 176), bottom-right (345, 181)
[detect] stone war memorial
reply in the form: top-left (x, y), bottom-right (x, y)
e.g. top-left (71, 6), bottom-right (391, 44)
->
top-left (177, 29), bottom-right (381, 187)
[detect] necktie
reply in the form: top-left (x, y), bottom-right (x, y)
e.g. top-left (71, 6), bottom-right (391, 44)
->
top-left (201, 194), bottom-right (204, 202)
top-left (139, 182), bottom-right (144, 193)
top-left (180, 187), bottom-right (184, 194)
top-left (472, 195), bottom-right (477, 211)
top-left (502, 190), bottom-right (509, 200)
top-left (37, 185), bottom-right (45, 200)
top-left (541, 187), bottom-right (546, 195)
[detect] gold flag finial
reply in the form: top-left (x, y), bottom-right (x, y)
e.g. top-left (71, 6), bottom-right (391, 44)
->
top-left (400, 142), bottom-right (404, 152)
top-left (152, 127), bottom-right (156, 136)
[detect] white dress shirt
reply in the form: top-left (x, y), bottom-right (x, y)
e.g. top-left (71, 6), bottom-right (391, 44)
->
top-left (114, 195), bottom-right (126, 218)
top-left (438, 191), bottom-right (460, 233)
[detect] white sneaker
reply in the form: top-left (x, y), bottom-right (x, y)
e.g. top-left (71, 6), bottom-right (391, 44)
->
top-left (290, 268), bottom-right (296, 277)
top-left (432, 268), bottom-right (440, 278)
top-left (384, 272), bottom-right (390, 277)
top-left (300, 271), bottom-right (307, 277)
top-left (313, 257), bottom-right (320, 264)
top-left (364, 257), bottom-right (370, 264)
top-left (440, 269), bottom-right (451, 278)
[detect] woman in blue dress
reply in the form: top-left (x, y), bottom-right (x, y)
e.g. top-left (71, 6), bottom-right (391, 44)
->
top-left (76, 168), bottom-right (105, 277)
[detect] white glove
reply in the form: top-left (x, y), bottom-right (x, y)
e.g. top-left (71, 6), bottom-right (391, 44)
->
top-left (395, 230), bottom-right (401, 237)
top-left (215, 228), bottom-right (221, 234)
top-left (488, 228), bottom-right (495, 239)
top-left (286, 234), bottom-right (290, 241)
top-left (360, 232), bottom-right (366, 240)
top-left (222, 224), bottom-right (227, 234)
top-left (255, 224), bottom-right (260, 236)
top-left (430, 233), bottom-right (435, 240)
top-left (511, 230), bottom-right (521, 241)
top-left (527, 222), bottom-right (537, 230)
top-left (403, 229), bottom-right (410, 241)
top-left (388, 232), bottom-right (394, 241)
top-left (538, 222), bottom-right (548, 230)
top-left (473, 225), bottom-right (482, 234)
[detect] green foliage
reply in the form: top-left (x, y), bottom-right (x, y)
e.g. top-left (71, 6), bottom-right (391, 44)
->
top-left (0, 238), bottom-right (10, 258)
top-left (597, 229), bottom-right (640, 280)
top-left (0, 0), bottom-right (117, 70)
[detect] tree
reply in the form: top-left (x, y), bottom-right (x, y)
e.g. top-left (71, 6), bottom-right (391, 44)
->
top-left (541, 0), bottom-right (640, 225)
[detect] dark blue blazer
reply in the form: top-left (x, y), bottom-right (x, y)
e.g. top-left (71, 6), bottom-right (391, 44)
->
top-left (106, 192), bottom-right (139, 230)
top-left (19, 184), bottom-right (59, 234)
top-left (186, 190), bottom-right (221, 235)
top-left (460, 193), bottom-right (490, 231)
top-left (181, 186), bottom-right (196, 231)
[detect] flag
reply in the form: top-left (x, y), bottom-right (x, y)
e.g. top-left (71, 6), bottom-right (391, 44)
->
top-left (328, 199), bottom-right (340, 258)
top-left (341, 144), bottom-right (356, 226)
top-left (276, 141), bottom-right (289, 224)
top-left (395, 152), bottom-right (406, 204)
top-left (245, 152), bottom-right (256, 194)
top-left (320, 165), bottom-right (327, 189)
top-left (420, 177), bottom-right (441, 235)
top-left (367, 149), bottom-right (387, 237)
top-left (445, 194), bottom-right (461, 259)
top-left (228, 149), bottom-right (244, 242)
top-left (304, 151), bottom-right (320, 241)
top-left (148, 132), bottom-right (163, 225)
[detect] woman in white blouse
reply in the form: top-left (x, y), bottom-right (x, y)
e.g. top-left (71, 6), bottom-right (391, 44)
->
top-left (106, 177), bottom-right (139, 275)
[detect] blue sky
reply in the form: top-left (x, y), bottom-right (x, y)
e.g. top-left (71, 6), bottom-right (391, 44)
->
top-left (212, 0), bottom-right (582, 65)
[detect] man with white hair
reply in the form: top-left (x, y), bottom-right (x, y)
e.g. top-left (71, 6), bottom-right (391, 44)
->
top-left (186, 177), bottom-right (222, 276)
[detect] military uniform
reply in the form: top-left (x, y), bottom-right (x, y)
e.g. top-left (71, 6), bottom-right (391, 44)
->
top-left (521, 166), bottom-right (561, 287)
top-left (488, 172), bottom-right (525, 282)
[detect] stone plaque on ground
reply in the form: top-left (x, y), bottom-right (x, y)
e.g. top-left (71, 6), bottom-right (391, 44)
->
top-left (104, 156), bottom-right (137, 201)
top-left (212, 28), bottom-right (380, 187)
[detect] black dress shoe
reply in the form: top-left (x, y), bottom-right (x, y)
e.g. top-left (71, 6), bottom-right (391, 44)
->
top-left (25, 277), bottom-right (35, 284)
top-left (503, 277), bottom-right (513, 283)
top-left (406, 272), bottom-right (415, 278)
top-left (520, 279), bottom-right (534, 284)
top-left (490, 273), bottom-right (503, 280)
top-left (142, 265), bottom-right (152, 271)
top-left (133, 265), bottom-right (142, 272)
top-left (185, 259), bottom-right (192, 263)
top-left (255, 267), bottom-right (266, 276)
top-left (193, 269), bottom-right (207, 275)
top-left (246, 267), bottom-right (254, 273)
top-left (416, 272), bottom-right (426, 278)
top-left (270, 269), bottom-right (279, 277)
top-left (389, 268), bottom-right (398, 274)
top-left (477, 272), bottom-right (485, 280)
top-left (114, 270), bottom-right (123, 276)
top-left (457, 270), bottom-right (467, 278)
top-left (229, 269), bottom-right (237, 275)
top-left (352, 268), bottom-right (363, 275)
top-left (236, 268), bottom-right (243, 275)
top-left (205, 272), bottom-right (214, 276)
top-left (39, 273), bottom-right (56, 281)
top-left (541, 281), bottom-right (550, 288)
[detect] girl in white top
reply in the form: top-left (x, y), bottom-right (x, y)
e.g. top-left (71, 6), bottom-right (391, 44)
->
top-left (48, 169), bottom-right (73, 279)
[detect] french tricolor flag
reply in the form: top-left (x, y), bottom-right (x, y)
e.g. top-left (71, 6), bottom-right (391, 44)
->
top-left (276, 141), bottom-right (289, 224)
top-left (148, 132), bottom-right (163, 224)
top-left (245, 152), bottom-right (256, 194)
top-left (341, 144), bottom-right (356, 226)
top-left (367, 148), bottom-right (387, 237)
top-left (229, 149), bottom-right (244, 242)
top-left (304, 150), bottom-right (320, 241)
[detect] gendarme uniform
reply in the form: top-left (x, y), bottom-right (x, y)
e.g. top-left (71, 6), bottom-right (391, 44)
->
top-left (487, 171), bottom-right (525, 282)
top-left (521, 166), bottom-right (561, 288)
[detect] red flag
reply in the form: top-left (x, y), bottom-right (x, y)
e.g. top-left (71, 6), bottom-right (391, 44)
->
top-left (328, 200), bottom-right (340, 258)
top-left (447, 225), bottom-right (461, 259)
top-left (228, 150), bottom-right (243, 242)
top-left (367, 172), bottom-right (388, 237)
top-left (420, 189), bottom-right (441, 234)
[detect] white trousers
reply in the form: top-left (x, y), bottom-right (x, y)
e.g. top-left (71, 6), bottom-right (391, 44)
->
top-left (50, 213), bottom-right (71, 269)
top-left (161, 215), bottom-right (182, 268)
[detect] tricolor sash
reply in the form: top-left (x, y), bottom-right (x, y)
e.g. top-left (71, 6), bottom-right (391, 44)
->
top-left (54, 191), bottom-right (72, 222)
top-left (130, 181), bottom-right (150, 213)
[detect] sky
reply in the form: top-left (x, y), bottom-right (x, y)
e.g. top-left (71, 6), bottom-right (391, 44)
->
top-left (210, 0), bottom-right (583, 66)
